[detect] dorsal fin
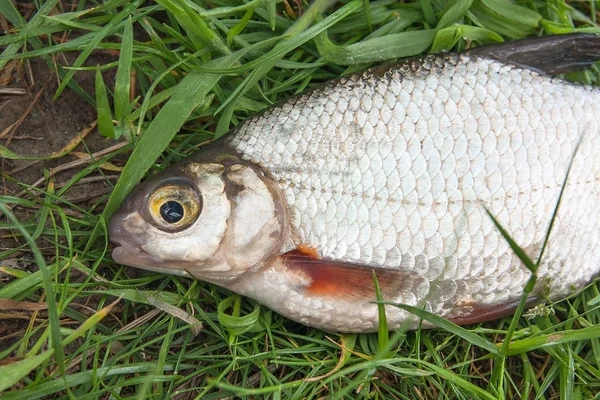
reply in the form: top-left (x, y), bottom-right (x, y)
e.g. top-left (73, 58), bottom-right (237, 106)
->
top-left (468, 33), bottom-right (600, 75)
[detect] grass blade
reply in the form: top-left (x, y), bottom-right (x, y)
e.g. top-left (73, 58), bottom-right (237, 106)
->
top-left (485, 210), bottom-right (537, 274)
top-left (469, 0), bottom-right (541, 39)
top-left (0, 353), bottom-right (51, 392)
top-left (503, 326), bottom-right (600, 356)
top-left (2, 356), bottom-right (156, 400)
top-left (55, 0), bottom-right (142, 99)
top-left (0, 0), bottom-right (25, 27)
top-left (155, 0), bottom-right (230, 55)
top-left (114, 16), bottom-right (134, 122)
top-left (388, 303), bottom-right (499, 355)
top-left (560, 346), bottom-right (574, 400)
top-left (316, 29), bottom-right (436, 65)
top-left (0, 204), bottom-right (64, 391)
top-left (95, 68), bottom-right (116, 139)
top-left (323, 357), bottom-right (498, 400)
top-left (420, 0), bottom-right (436, 26)
top-left (363, 0), bottom-right (373, 32)
top-left (437, 0), bottom-right (474, 30)
top-left (372, 271), bottom-right (389, 353)
top-left (218, 295), bottom-right (263, 339)
top-left (266, 0), bottom-right (277, 31)
top-left (479, 0), bottom-right (541, 27)
top-left (227, 7), bottom-right (254, 45)
top-left (0, 0), bottom-right (60, 70)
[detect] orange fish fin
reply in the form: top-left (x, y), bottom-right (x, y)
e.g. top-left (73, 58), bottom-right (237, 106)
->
top-left (448, 297), bottom-right (540, 326)
top-left (281, 249), bottom-right (428, 302)
top-left (295, 245), bottom-right (320, 259)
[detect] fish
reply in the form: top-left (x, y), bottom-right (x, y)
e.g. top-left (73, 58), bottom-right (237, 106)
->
top-left (109, 34), bottom-right (600, 333)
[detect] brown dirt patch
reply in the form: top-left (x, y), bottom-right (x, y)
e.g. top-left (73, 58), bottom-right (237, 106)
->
top-left (1, 53), bottom-right (126, 253)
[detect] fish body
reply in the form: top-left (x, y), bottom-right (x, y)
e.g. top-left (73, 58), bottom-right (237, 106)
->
top-left (110, 34), bottom-right (600, 332)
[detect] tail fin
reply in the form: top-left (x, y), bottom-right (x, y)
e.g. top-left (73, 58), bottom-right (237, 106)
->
top-left (468, 33), bottom-right (600, 75)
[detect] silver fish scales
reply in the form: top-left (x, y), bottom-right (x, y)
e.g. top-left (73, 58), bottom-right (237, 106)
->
top-left (109, 34), bottom-right (600, 332)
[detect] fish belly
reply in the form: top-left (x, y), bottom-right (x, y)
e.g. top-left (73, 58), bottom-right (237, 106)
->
top-left (227, 54), bottom-right (600, 317)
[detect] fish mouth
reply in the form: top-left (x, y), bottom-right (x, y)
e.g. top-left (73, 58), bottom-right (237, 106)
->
top-left (108, 216), bottom-right (159, 268)
top-left (108, 217), bottom-right (193, 277)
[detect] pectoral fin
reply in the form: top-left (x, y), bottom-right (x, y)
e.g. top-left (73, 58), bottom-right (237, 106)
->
top-left (469, 33), bottom-right (600, 75)
top-left (281, 249), bottom-right (430, 303)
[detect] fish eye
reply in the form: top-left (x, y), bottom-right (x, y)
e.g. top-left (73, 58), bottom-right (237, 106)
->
top-left (148, 184), bottom-right (201, 231)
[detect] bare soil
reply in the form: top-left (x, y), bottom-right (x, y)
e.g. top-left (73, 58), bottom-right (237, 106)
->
top-left (1, 54), bottom-right (124, 254)
top-left (0, 53), bottom-right (129, 352)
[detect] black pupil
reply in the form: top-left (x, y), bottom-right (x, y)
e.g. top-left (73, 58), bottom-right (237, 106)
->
top-left (160, 201), bottom-right (184, 223)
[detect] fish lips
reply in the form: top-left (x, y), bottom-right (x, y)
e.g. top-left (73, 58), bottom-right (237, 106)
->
top-left (108, 212), bottom-right (183, 276)
top-left (109, 222), bottom-right (193, 278)
top-left (108, 215), bottom-right (152, 266)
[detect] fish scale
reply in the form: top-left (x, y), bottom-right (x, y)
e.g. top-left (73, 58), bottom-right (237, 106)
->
top-left (228, 53), bottom-right (600, 318)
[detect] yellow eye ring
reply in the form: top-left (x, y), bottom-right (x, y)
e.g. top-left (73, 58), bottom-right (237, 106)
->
top-left (148, 184), bottom-right (201, 231)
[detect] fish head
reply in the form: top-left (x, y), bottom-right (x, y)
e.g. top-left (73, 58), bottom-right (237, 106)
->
top-left (109, 156), bottom-right (288, 284)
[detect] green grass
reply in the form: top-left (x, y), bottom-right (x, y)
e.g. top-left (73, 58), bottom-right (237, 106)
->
top-left (2, 0), bottom-right (600, 398)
